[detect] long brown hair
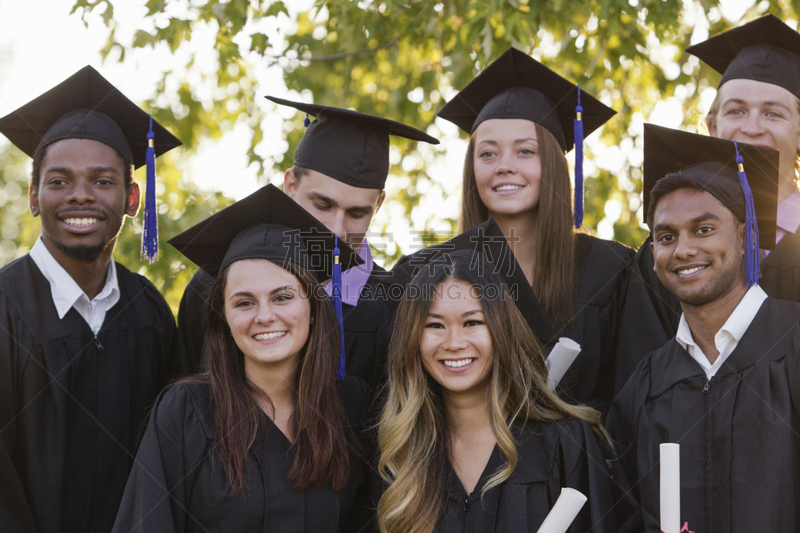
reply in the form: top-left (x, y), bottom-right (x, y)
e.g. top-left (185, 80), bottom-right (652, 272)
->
top-left (202, 258), bottom-right (354, 493)
top-left (460, 122), bottom-right (576, 328)
top-left (377, 253), bottom-right (606, 533)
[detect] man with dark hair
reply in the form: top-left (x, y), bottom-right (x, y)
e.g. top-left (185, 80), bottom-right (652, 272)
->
top-left (176, 97), bottom-right (438, 389)
top-left (616, 15), bottom-right (800, 391)
top-left (608, 125), bottom-right (800, 532)
top-left (0, 66), bottom-right (181, 532)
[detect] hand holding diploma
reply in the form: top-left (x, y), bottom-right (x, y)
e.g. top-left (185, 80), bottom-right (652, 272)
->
top-left (535, 487), bottom-right (587, 533)
top-left (546, 338), bottom-right (581, 391)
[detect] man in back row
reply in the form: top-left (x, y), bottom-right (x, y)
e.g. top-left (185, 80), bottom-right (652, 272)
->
top-left (176, 96), bottom-right (438, 389)
top-left (0, 67), bottom-right (181, 532)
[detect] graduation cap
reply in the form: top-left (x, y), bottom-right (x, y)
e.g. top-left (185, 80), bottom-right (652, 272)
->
top-left (643, 124), bottom-right (780, 286)
top-left (265, 96), bottom-right (440, 190)
top-left (686, 14), bottom-right (800, 95)
top-left (436, 47), bottom-right (616, 229)
top-left (384, 219), bottom-right (555, 343)
top-left (0, 65), bottom-right (182, 263)
top-left (168, 183), bottom-right (362, 380)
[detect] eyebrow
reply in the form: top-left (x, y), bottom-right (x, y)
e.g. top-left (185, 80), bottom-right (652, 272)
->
top-left (44, 166), bottom-right (122, 175)
top-left (229, 285), bottom-right (296, 300)
top-left (427, 309), bottom-right (483, 319)
top-left (308, 191), bottom-right (375, 213)
top-left (476, 138), bottom-right (538, 146)
top-left (653, 212), bottom-right (722, 234)
top-left (723, 98), bottom-right (791, 111)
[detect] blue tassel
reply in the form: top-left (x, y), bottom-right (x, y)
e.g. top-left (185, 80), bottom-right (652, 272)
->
top-left (304, 113), bottom-right (310, 128)
top-left (141, 116), bottom-right (159, 263)
top-left (573, 86), bottom-right (584, 229)
top-left (734, 142), bottom-right (760, 287)
top-left (332, 236), bottom-right (346, 381)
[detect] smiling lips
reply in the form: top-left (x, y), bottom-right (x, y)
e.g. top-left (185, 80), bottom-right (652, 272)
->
top-left (254, 331), bottom-right (287, 341)
top-left (493, 184), bottom-right (524, 192)
top-left (673, 264), bottom-right (708, 278)
top-left (442, 358), bottom-right (475, 368)
top-left (63, 217), bottom-right (100, 227)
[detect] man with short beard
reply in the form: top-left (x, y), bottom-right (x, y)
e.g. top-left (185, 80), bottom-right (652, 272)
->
top-left (0, 67), bottom-right (181, 532)
top-left (608, 125), bottom-right (800, 533)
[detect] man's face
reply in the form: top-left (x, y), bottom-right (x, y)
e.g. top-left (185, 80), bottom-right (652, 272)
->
top-left (650, 188), bottom-right (746, 307)
top-left (710, 79), bottom-right (800, 188)
top-left (284, 168), bottom-right (384, 249)
top-left (29, 138), bottom-right (139, 264)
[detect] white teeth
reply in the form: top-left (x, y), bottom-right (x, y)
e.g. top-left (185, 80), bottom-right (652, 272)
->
top-left (254, 331), bottom-right (287, 341)
top-left (64, 217), bottom-right (98, 227)
top-left (442, 358), bottom-right (475, 368)
top-left (678, 266), bottom-right (704, 275)
top-left (495, 185), bottom-right (522, 191)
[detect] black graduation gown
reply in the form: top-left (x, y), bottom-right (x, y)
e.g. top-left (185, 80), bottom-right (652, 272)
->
top-left (439, 419), bottom-right (616, 532)
top-left (760, 229), bottom-right (800, 300)
top-left (606, 297), bottom-right (800, 533)
top-left (111, 377), bottom-right (374, 533)
top-left (0, 255), bottom-right (177, 533)
top-left (176, 268), bottom-right (391, 389)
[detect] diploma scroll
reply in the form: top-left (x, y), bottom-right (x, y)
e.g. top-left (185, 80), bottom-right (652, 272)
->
top-left (546, 337), bottom-right (581, 391)
top-left (660, 443), bottom-right (680, 533)
top-left (535, 487), bottom-right (587, 533)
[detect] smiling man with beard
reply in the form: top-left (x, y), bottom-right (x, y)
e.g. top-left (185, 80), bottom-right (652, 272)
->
top-left (607, 125), bottom-right (800, 532)
top-left (0, 66), bottom-right (181, 533)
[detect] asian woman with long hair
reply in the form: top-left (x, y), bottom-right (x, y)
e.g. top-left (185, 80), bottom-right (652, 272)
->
top-left (377, 251), bottom-right (615, 532)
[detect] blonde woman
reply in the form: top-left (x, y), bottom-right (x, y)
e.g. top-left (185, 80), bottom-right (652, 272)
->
top-left (377, 251), bottom-right (615, 532)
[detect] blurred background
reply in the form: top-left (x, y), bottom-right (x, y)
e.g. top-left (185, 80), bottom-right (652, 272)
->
top-left (0, 0), bottom-right (793, 312)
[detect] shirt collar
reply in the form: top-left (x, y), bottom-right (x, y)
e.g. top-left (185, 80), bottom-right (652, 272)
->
top-left (323, 238), bottom-right (374, 306)
top-left (676, 285), bottom-right (767, 373)
top-left (777, 188), bottom-right (800, 235)
top-left (29, 236), bottom-right (120, 319)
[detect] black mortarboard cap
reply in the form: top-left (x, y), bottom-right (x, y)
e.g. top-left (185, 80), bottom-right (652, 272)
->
top-left (167, 184), bottom-right (362, 280)
top-left (266, 96), bottom-right (439, 190)
top-left (643, 124), bottom-right (780, 286)
top-left (435, 47), bottom-right (615, 149)
top-left (0, 65), bottom-right (181, 168)
top-left (383, 219), bottom-right (556, 342)
top-left (686, 14), bottom-right (800, 95)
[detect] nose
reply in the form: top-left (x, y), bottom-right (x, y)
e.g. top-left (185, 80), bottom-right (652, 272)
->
top-left (442, 327), bottom-right (469, 352)
top-left (321, 210), bottom-right (347, 244)
top-left (740, 113), bottom-right (766, 137)
top-left (67, 180), bottom-right (96, 204)
top-left (673, 233), bottom-right (698, 260)
top-left (254, 303), bottom-right (276, 326)
top-left (495, 152), bottom-right (516, 175)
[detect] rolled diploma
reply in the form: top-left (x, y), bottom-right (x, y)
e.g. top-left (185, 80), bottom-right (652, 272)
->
top-left (536, 487), bottom-right (587, 533)
top-left (546, 337), bottom-right (581, 391)
top-left (660, 443), bottom-right (680, 533)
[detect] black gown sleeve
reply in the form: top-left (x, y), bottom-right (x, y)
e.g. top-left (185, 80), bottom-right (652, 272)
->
top-left (548, 420), bottom-right (617, 533)
top-left (112, 384), bottom-right (210, 533)
top-left (176, 269), bottom-right (214, 376)
top-left (613, 237), bottom-right (679, 395)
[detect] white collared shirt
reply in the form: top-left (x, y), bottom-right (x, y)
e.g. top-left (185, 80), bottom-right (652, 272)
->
top-left (29, 237), bottom-right (120, 335)
top-left (676, 285), bottom-right (768, 380)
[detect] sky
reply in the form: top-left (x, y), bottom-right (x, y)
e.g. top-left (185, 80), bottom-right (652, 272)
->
top-left (0, 0), bottom-right (761, 260)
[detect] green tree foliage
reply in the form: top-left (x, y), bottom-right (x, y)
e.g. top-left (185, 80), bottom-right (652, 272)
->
top-left (3, 0), bottom-right (798, 312)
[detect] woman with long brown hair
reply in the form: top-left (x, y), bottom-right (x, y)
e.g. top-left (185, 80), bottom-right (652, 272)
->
top-left (435, 47), bottom-right (635, 412)
top-left (377, 250), bottom-right (616, 532)
top-left (112, 185), bottom-right (373, 532)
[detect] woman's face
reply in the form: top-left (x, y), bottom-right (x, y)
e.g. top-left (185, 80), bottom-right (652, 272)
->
top-left (420, 279), bottom-right (494, 397)
top-left (224, 259), bottom-right (311, 379)
top-left (473, 118), bottom-right (542, 218)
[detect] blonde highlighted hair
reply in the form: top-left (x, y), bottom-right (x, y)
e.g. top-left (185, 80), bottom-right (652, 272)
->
top-left (376, 252), bottom-right (606, 533)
